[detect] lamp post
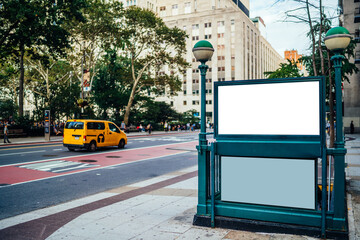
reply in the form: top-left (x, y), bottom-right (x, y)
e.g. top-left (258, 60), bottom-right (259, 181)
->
top-left (192, 40), bottom-right (214, 214)
top-left (324, 26), bottom-right (351, 224)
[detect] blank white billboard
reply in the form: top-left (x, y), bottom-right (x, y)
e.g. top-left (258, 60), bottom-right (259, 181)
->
top-left (217, 81), bottom-right (320, 135)
top-left (221, 156), bottom-right (315, 209)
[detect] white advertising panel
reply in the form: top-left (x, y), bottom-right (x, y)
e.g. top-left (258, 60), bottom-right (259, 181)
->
top-left (221, 156), bottom-right (315, 209)
top-left (217, 81), bottom-right (320, 135)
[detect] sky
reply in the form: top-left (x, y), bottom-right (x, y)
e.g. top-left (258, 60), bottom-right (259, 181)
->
top-left (249, 0), bottom-right (339, 58)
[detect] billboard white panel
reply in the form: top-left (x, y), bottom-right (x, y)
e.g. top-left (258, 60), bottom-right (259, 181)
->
top-left (217, 81), bottom-right (320, 135)
top-left (221, 156), bottom-right (315, 209)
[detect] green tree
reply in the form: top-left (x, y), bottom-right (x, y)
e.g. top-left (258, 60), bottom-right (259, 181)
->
top-left (139, 101), bottom-right (180, 125)
top-left (26, 58), bottom-right (81, 121)
top-left (0, 0), bottom-right (86, 116)
top-left (92, 50), bottom-right (132, 120)
top-left (0, 99), bottom-right (17, 120)
top-left (64, 0), bottom-right (123, 92)
top-left (264, 59), bottom-right (303, 78)
top-left (115, 6), bottom-right (189, 125)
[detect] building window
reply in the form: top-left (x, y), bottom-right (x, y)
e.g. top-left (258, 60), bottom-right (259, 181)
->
top-left (160, 6), bottom-right (166, 17)
top-left (205, 22), bottom-right (212, 28)
top-left (218, 67), bottom-right (225, 71)
top-left (192, 24), bottom-right (199, 30)
top-left (183, 90), bottom-right (187, 95)
top-left (206, 100), bottom-right (212, 104)
top-left (184, 2), bottom-right (191, 13)
top-left (183, 80), bottom-right (187, 84)
top-left (217, 33), bottom-right (224, 38)
top-left (192, 36), bottom-right (199, 41)
top-left (183, 101), bottom-right (187, 105)
top-left (217, 21), bottom-right (224, 27)
top-left (192, 100), bottom-right (199, 105)
top-left (204, 34), bottom-right (212, 39)
top-left (170, 101), bottom-right (174, 106)
top-left (217, 56), bottom-right (225, 60)
top-left (172, 4), bottom-right (178, 15)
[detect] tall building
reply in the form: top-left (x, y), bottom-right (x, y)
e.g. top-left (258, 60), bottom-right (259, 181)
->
top-left (339, 0), bottom-right (360, 133)
top-left (154, 0), bottom-right (283, 122)
top-left (284, 49), bottom-right (306, 75)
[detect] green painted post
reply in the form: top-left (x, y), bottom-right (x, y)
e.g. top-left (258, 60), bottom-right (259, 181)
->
top-left (324, 26), bottom-right (351, 226)
top-left (332, 54), bottom-right (346, 220)
top-left (192, 40), bottom-right (214, 215)
top-left (197, 62), bottom-right (209, 214)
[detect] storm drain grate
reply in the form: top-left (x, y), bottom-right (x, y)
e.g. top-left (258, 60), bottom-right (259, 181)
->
top-left (79, 160), bottom-right (98, 163)
top-left (106, 156), bottom-right (122, 158)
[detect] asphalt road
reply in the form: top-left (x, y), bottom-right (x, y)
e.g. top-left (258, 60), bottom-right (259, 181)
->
top-left (0, 132), bottom-right (199, 220)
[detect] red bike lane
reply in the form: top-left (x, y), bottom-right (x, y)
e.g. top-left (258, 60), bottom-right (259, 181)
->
top-left (0, 141), bottom-right (197, 186)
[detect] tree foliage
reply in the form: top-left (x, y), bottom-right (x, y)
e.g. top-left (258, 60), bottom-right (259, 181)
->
top-left (265, 59), bottom-right (303, 78)
top-left (0, 0), bottom-right (86, 116)
top-left (138, 101), bottom-right (180, 125)
top-left (115, 6), bottom-right (189, 124)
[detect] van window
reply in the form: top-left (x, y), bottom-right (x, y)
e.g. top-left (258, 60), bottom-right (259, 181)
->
top-left (87, 122), bottom-right (105, 130)
top-left (65, 122), bottom-right (84, 129)
top-left (109, 123), bottom-right (120, 133)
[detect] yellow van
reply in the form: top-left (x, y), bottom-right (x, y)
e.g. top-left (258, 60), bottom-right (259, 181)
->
top-left (63, 119), bottom-right (127, 152)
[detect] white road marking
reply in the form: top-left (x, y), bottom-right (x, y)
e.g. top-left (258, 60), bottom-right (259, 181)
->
top-left (53, 149), bottom-right (63, 151)
top-left (0, 150), bottom-right (46, 157)
top-left (0, 141), bottom-right (197, 168)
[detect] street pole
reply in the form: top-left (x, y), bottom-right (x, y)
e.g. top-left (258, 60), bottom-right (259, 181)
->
top-left (332, 53), bottom-right (346, 220)
top-left (324, 26), bottom-right (352, 233)
top-left (192, 40), bottom-right (214, 218)
top-left (199, 62), bottom-right (208, 148)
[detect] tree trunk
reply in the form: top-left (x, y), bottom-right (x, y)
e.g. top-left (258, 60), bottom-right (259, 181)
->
top-left (318, 0), bottom-right (325, 76)
top-left (327, 50), bottom-right (335, 147)
top-left (18, 42), bottom-right (25, 117)
top-left (124, 81), bottom-right (138, 125)
top-left (306, 0), bottom-right (318, 76)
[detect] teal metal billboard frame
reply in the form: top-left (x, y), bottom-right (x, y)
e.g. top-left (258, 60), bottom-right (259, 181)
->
top-left (194, 76), bottom-right (348, 237)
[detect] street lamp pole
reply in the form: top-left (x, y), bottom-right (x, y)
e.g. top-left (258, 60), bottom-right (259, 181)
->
top-left (192, 40), bottom-right (214, 215)
top-left (324, 26), bottom-right (352, 227)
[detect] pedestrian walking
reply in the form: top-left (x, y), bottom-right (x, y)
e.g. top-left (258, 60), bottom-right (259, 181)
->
top-left (147, 123), bottom-right (152, 134)
top-left (3, 123), bottom-right (11, 143)
top-left (350, 121), bottom-right (355, 134)
top-left (120, 121), bottom-right (126, 131)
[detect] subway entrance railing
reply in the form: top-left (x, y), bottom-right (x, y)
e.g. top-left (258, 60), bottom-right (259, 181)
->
top-left (193, 77), bottom-right (348, 239)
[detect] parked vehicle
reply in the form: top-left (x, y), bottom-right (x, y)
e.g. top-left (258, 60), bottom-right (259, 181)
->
top-left (63, 119), bottom-right (127, 152)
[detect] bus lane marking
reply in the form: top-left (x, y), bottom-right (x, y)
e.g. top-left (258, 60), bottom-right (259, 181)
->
top-left (0, 141), bottom-right (197, 186)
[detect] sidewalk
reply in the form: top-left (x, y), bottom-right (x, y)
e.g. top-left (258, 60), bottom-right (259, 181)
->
top-left (0, 134), bottom-right (359, 239)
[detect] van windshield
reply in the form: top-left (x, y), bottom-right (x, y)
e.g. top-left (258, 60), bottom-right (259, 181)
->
top-left (65, 122), bottom-right (84, 129)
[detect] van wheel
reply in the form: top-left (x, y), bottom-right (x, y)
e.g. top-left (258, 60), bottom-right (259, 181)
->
top-left (118, 139), bottom-right (125, 149)
top-left (68, 147), bottom-right (75, 151)
top-left (88, 141), bottom-right (97, 152)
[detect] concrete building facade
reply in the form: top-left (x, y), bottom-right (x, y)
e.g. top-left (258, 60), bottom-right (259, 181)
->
top-left (284, 49), bottom-right (306, 75)
top-left (339, 0), bottom-right (360, 133)
top-left (153, 0), bottom-right (283, 121)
